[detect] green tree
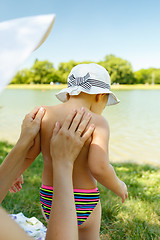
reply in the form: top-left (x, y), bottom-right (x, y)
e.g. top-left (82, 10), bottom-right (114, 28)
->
top-left (58, 60), bottom-right (78, 83)
top-left (10, 57), bottom-right (160, 85)
top-left (11, 69), bottom-right (31, 84)
top-left (153, 69), bottom-right (160, 84)
top-left (99, 55), bottom-right (135, 84)
top-left (134, 68), bottom-right (158, 84)
top-left (30, 59), bottom-right (55, 84)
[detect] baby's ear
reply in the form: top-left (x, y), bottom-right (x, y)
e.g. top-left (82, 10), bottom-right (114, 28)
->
top-left (67, 93), bottom-right (70, 100)
top-left (95, 94), bottom-right (101, 102)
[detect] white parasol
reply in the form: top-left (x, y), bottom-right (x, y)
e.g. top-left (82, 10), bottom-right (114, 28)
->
top-left (0, 14), bottom-right (56, 93)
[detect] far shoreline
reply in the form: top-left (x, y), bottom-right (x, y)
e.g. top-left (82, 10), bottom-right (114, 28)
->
top-left (6, 84), bottom-right (160, 90)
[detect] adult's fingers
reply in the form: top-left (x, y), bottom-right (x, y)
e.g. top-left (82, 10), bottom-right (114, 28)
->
top-left (51, 122), bottom-right (61, 140)
top-left (69, 107), bottom-right (85, 133)
top-left (76, 112), bottom-right (91, 136)
top-left (81, 124), bottom-right (95, 142)
top-left (61, 109), bottom-right (77, 130)
top-left (33, 107), bottom-right (45, 124)
top-left (27, 107), bottom-right (40, 119)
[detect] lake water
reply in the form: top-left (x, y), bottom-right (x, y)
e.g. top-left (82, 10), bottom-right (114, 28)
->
top-left (0, 89), bottom-right (160, 166)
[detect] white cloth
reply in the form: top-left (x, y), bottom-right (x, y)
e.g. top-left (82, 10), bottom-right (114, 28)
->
top-left (10, 212), bottom-right (47, 240)
top-left (0, 14), bottom-right (55, 93)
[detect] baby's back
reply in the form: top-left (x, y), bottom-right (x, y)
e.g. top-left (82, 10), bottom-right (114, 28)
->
top-left (41, 102), bottom-right (105, 189)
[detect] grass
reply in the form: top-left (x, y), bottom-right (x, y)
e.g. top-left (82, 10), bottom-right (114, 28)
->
top-left (1, 141), bottom-right (160, 239)
top-left (6, 84), bottom-right (160, 90)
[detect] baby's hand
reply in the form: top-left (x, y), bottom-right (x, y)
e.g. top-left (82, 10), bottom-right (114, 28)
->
top-left (9, 175), bottom-right (24, 193)
top-left (119, 180), bottom-right (128, 203)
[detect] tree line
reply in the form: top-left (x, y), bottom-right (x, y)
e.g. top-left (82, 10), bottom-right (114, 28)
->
top-left (11, 55), bottom-right (160, 85)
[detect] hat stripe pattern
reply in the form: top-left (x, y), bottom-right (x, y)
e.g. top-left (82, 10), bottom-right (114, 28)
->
top-left (68, 72), bottom-right (110, 91)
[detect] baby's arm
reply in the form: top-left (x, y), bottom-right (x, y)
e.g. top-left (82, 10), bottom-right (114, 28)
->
top-left (88, 117), bottom-right (128, 203)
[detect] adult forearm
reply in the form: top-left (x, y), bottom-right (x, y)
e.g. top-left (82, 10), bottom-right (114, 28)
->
top-left (0, 207), bottom-right (32, 240)
top-left (46, 164), bottom-right (78, 240)
top-left (0, 140), bottom-right (29, 203)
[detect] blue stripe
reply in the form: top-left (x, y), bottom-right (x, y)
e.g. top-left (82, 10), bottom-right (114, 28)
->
top-left (74, 196), bottom-right (99, 199)
top-left (77, 213), bottom-right (90, 216)
top-left (40, 198), bottom-right (52, 205)
top-left (40, 190), bottom-right (53, 196)
top-left (75, 204), bottom-right (96, 208)
top-left (78, 221), bottom-right (83, 225)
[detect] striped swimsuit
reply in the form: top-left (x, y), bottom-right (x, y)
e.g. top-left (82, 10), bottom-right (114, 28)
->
top-left (40, 184), bottom-right (100, 226)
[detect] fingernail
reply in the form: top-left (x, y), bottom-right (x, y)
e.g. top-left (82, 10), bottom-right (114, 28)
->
top-left (91, 124), bottom-right (95, 128)
top-left (40, 107), bottom-right (44, 112)
top-left (56, 122), bottom-right (59, 127)
top-left (81, 107), bottom-right (84, 112)
top-left (73, 109), bottom-right (77, 112)
top-left (87, 112), bottom-right (91, 118)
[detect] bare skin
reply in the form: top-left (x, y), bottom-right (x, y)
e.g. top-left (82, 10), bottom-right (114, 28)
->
top-left (0, 107), bottom-right (94, 240)
top-left (47, 109), bottom-right (95, 240)
top-left (40, 94), bottom-right (127, 239)
top-left (11, 93), bottom-right (128, 240)
top-left (0, 107), bottom-right (45, 203)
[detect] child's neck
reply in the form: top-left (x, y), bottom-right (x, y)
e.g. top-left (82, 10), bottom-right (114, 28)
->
top-left (67, 95), bottom-right (102, 115)
top-left (67, 96), bottom-right (91, 109)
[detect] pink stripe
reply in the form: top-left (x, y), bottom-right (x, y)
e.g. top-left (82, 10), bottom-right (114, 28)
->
top-left (77, 217), bottom-right (87, 219)
top-left (41, 184), bottom-right (53, 190)
top-left (74, 188), bottom-right (98, 193)
top-left (42, 184), bottom-right (98, 193)
top-left (75, 199), bottom-right (98, 202)
top-left (40, 202), bottom-right (52, 208)
top-left (76, 208), bottom-right (93, 211)
top-left (43, 209), bottom-right (51, 213)
top-left (40, 193), bottom-right (52, 198)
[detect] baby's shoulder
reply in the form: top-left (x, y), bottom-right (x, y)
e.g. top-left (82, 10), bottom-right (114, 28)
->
top-left (41, 104), bottom-right (64, 132)
top-left (93, 113), bottom-right (109, 132)
top-left (42, 104), bottom-right (63, 120)
top-left (91, 114), bottom-right (110, 144)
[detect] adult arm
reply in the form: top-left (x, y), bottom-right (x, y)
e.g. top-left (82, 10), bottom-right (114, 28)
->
top-left (0, 107), bottom-right (45, 203)
top-left (9, 133), bottom-right (41, 193)
top-left (0, 207), bottom-right (32, 240)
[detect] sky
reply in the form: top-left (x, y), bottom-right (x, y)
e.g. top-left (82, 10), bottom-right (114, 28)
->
top-left (0, 0), bottom-right (160, 71)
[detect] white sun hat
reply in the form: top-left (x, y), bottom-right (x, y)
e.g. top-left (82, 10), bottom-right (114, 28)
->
top-left (56, 63), bottom-right (120, 106)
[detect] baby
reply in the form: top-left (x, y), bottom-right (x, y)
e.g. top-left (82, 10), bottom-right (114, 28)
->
top-left (12, 63), bottom-right (128, 240)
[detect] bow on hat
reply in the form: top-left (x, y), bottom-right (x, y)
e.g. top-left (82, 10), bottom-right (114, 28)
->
top-left (68, 72), bottom-right (111, 91)
top-left (68, 72), bottom-right (92, 91)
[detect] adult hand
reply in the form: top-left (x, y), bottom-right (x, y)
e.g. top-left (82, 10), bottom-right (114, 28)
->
top-left (18, 106), bottom-right (45, 149)
top-left (50, 107), bottom-right (95, 167)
